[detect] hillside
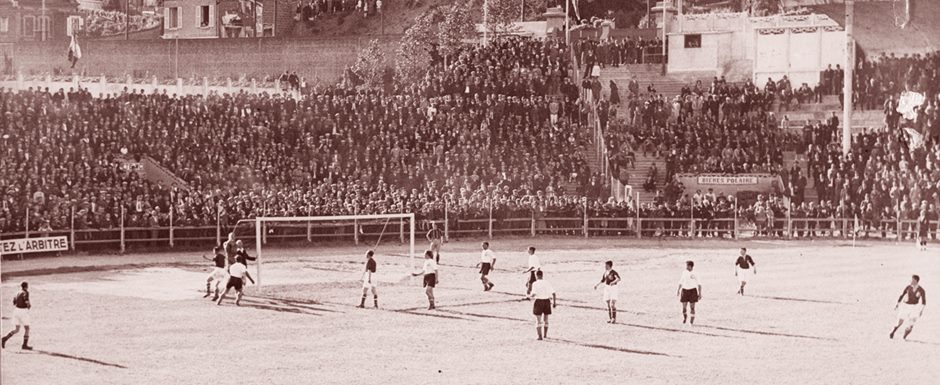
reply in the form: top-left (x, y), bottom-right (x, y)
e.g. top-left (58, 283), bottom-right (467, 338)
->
top-left (811, 0), bottom-right (940, 55)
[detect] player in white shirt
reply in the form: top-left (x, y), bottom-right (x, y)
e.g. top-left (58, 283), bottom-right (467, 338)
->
top-left (357, 250), bottom-right (379, 308)
top-left (530, 270), bottom-right (556, 340)
top-left (676, 260), bottom-right (702, 325)
top-left (475, 242), bottom-right (497, 291)
top-left (522, 247), bottom-right (541, 299)
top-left (217, 256), bottom-right (255, 306)
top-left (411, 250), bottom-right (439, 310)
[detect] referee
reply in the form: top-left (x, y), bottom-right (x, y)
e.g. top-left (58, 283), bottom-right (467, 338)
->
top-left (2, 282), bottom-right (33, 350)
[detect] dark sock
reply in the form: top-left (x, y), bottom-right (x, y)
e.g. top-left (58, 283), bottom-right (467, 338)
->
top-left (903, 328), bottom-right (912, 339)
top-left (690, 315), bottom-right (695, 325)
top-left (373, 296), bottom-right (378, 307)
top-left (537, 326), bottom-right (543, 340)
top-left (358, 295), bottom-right (366, 307)
top-left (543, 326), bottom-right (548, 338)
top-left (890, 326), bottom-right (899, 338)
top-left (683, 313), bottom-right (687, 323)
top-left (22, 336), bottom-right (29, 348)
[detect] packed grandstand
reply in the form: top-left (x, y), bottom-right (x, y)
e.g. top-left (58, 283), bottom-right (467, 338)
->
top-left (1, 36), bottom-right (938, 246)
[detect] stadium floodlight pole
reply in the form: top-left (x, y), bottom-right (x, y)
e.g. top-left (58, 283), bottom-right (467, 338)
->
top-left (842, 0), bottom-right (855, 155)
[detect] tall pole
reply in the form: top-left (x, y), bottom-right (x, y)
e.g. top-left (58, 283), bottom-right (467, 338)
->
top-left (125, 0), bottom-right (130, 40)
top-left (41, 0), bottom-right (46, 41)
top-left (662, 0), bottom-right (668, 62)
top-left (253, 0), bottom-right (258, 38)
top-left (842, 0), bottom-right (855, 155)
top-left (565, 0), bottom-right (570, 45)
top-left (483, 0), bottom-right (489, 47)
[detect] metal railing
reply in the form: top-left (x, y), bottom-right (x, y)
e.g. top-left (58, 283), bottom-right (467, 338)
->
top-left (2, 211), bottom-right (933, 258)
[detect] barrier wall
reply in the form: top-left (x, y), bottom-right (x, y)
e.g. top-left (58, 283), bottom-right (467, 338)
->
top-left (7, 35), bottom-right (401, 84)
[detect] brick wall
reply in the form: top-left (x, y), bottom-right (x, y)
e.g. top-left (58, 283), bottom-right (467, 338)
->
top-left (9, 35), bottom-right (401, 84)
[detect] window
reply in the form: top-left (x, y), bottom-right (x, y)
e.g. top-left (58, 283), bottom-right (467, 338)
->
top-left (22, 15), bottom-right (35, 37)
top-left (166, 7), bottom-right (181, 29)
top-left (684, 34), bottom-right (702, 49)
top-left (0, 17), bottom-right (9, 33)
top-left (199, 5), bottom-right (211, 27)
top-left (67, 15), bottom-right (83, 36)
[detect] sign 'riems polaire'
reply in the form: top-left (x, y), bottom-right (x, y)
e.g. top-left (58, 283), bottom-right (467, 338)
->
top-left (697, 176), bottom-right (759, 185)
top-left (0, 236), bottom-right (69, 255)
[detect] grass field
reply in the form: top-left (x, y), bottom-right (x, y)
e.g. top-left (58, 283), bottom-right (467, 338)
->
top-left (1, 237), bottom-right (938, 384)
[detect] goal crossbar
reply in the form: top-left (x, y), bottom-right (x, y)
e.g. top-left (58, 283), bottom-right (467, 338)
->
top-left (253, 213), bottom-right (417, 287)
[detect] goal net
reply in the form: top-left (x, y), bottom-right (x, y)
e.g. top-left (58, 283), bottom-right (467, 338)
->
top-left (234, 213), bottom-right (416, 287)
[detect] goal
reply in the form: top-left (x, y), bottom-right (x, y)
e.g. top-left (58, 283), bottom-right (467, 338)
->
top-left (244, 213), bottom-right (417, 287)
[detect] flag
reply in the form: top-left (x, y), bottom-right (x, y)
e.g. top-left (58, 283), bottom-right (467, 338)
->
top-left (896, 91), bottom-right (925, 121)
top-left (903, 127), bottom-right (924, 150)
top-left (68, 34), bottom-right (82, 69)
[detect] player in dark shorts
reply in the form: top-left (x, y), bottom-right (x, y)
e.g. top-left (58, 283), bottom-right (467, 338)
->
top-left (476, 242), bottom-right (496, 291)
top-left (530, 271), bottom-right (556, 340)
top-left (2, 282), bottom-right (33, 350)
top-left (891, 275), bottom-right (926, 340)
top-left (234, 240), bottom-right (257, 264)
top-left (734, 248), bottom-right (757, 295)
top-left (412, 250), bottom-right (439, 310)
top-left (593, 261), bottom-right (621, 324)
top-left (216, 256), bottom-right (255, 306)
top-left (358, 250), bottom-right (379, 308)
top-left (426, 223), bottom-right (444, 263)
top-left (202, 246), bottom-right (228, 300)
top-left (677, 260), bottom-right (702, 325)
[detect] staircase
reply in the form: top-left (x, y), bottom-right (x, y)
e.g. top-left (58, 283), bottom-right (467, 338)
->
top-left (613, 153), bottom-right (666, 204)
top-left (598, 65), bottom-right (715, 102)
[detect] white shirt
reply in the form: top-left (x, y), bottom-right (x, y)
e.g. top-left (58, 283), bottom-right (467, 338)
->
top-left (530, 279), bottom-right (555, 300)
top-left (481, 249), bottom-right (495, 264)
top-left (423, 259), bottom-right (438, 275)
top-left (229, 263), bottom-right (248, 279)
top-left (678, 269), bottom-right (700, 290)
top-left (528, 253), bottom-right (541, 270)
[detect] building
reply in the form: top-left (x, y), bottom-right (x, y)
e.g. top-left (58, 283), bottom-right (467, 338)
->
top-left (161, 0), bottom-right (220, 39)
top-left (161, 0), bottom-right (293, 39)
top-left (0, 0), bottom-right (81, 43)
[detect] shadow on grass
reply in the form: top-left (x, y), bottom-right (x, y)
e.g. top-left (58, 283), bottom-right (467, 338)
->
top-left (694, 324), bottom-right (837, 341)
top-left (30, 349), bottom-right (127, 369)
top-left (749, 294), bottom-right (852, 305)
top-left (548, 338), bottom-right (675, 357)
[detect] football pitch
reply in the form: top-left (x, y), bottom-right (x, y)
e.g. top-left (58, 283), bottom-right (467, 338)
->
top-left (1, 237), bottom-right (938, 384)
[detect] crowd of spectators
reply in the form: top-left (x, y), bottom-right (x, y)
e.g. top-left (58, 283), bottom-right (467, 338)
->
top-left (1, 38), bottom-right (938, 243)
top-left (0, 37), bottom-right (599, 237)
top-left (574, 36), bottom-right (666, 69)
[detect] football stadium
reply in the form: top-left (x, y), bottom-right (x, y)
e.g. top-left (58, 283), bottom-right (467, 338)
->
top-left (1, 0), bottom-right (938, 384)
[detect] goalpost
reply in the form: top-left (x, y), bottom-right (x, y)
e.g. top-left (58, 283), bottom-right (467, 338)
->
top-left (250, 213), bottom-right (416, 287)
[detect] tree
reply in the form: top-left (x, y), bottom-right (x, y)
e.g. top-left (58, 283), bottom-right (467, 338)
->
top-left (484, 0), bottom-right (521, 37)
top-left (438, 2), bottom-right (476, 67)
top-left (395, 9), bottom-right (442, 83)
top-left (351, 39), bottom-right (386, 89)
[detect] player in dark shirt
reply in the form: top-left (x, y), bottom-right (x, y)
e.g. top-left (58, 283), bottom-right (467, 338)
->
top-left (234, 240), bottom-right (257, 264)
top-left (426, 223), bottom-right (444, 263)
top-left (734, 248), bottom-right (757, 296)
top-left (357, 250), bottom-right (379, 308)
top-left (891, 275), bottom-right (927, 340)
top-left (917, 207), bottom-right (929, 251)
top-left (202, 246), bottom-right (228, 299)
top-left (593, 261), bottom-right (621, 324)
top-left (2, 282), bottom-right (33, 350)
